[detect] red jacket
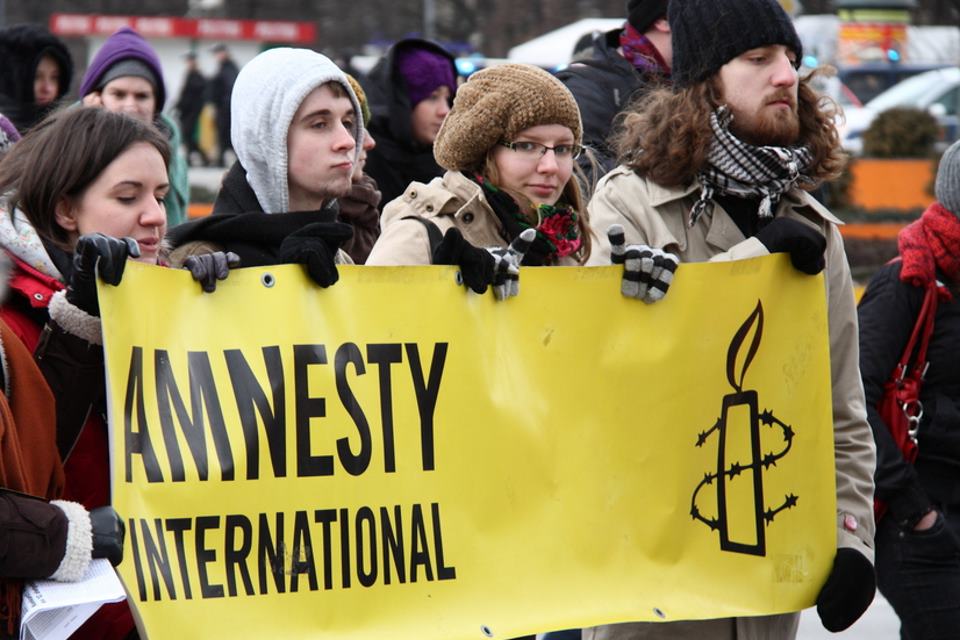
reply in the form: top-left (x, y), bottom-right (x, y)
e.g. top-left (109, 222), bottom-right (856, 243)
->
top-left (0, 253), bottom-right (133, 640)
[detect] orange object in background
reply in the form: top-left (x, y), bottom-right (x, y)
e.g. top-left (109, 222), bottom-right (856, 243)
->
top-left (838, 222), bottom-right (905, 239)
top-left (848, 158), bottom-right (934, 212)
top-left (187, 203), bottom-right (213, 218)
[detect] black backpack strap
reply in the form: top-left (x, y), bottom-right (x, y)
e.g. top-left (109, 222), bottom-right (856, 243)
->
top-left (401, 216), bottom-right (444, 256)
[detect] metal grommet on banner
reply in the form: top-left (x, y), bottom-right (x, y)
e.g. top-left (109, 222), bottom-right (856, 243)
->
top-left (480, 625), bottom-right (493, 638)
top-left (653, 608), bottom-right (667, 619)
top-left (261, 273), bottom-right (275, 288)
top-left (455, 271), bottom-right (464, 286)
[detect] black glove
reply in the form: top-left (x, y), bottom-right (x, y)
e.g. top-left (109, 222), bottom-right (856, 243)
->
top-left (432, 227), bottom-right (496, 294)
top-left (184, 251), bottom-right (241, 293)
top-left (90, 506), bottom-right (126, 567)
top-left (816, 547), bottom-right (876, 632)
top-left (278, 222), bottom-right (354, 287)
top-left (755, 218), bottom-right (826, 275)
top-left (65, 234), bottom-right (140, 316)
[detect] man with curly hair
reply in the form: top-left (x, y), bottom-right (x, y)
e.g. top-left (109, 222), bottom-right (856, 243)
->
top-left (585, 0), bottom-right (877, 638)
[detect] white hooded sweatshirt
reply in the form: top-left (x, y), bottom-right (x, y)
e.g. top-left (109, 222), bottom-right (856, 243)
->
top-left (230, 47), bottom-right (363, 214)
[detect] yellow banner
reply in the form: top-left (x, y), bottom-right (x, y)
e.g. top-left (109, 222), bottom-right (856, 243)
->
top-left (100, 256), bottom-right (836, 639)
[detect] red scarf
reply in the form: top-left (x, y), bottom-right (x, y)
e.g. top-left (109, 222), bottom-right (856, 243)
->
top-left (898, 201), bottom-right (960, 298)
top-left (619, 24), bottom-right (670, 76)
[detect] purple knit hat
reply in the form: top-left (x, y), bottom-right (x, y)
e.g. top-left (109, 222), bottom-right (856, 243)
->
top-left (396, 46), bottom-right (456, 108)
top-left (0, 113), bottom-right (21, 156)
top-left (79, 27), bottom-right (166, 110)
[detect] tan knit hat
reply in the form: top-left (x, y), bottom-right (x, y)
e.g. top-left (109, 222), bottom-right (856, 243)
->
top-left (345, 74), bottom-right (371, 126)
top-left (433, 63), bottom-right (582, 171)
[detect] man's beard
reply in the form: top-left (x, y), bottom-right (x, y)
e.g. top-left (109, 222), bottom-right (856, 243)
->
top-left (729, 103), bottom-right (800, 147)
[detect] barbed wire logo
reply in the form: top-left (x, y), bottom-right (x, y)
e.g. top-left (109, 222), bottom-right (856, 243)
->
top-left (689, 300), bottom-right (798, 557)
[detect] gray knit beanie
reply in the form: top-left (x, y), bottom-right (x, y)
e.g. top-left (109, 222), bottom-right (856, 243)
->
top-left (936, 140), bottom-right (960, 215)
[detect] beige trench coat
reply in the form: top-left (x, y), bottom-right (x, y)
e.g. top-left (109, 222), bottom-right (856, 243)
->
top-left (366, 170), bottom-right (581, 266)
top-left (583, 166), bottom-right (876, 640)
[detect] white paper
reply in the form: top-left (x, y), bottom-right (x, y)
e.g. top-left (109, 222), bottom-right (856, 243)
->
top-left (20, 559), bottom-right (127, 640)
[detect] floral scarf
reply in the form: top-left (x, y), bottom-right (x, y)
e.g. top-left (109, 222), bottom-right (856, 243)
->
top-left (470, 173), bottom-right (582, 265)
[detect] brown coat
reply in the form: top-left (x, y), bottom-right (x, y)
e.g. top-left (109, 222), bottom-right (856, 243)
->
top-left (584, 166), bottom-right (876, 640)
top-left (0, 318), bottom-right (67, 636)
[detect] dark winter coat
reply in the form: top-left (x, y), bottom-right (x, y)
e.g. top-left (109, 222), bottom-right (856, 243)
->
top-left (556, 28), bottom-right (666, 183)
top-left (858, 260), bottom-right (960, 521)
top-left (167, 160), bottom-right (351, 268)
top-left (175, 69), bottom-right (207, 124)
top-left (0, 25), bottom-right (73, 134)
top-left (363, 39), bottom-right (457, 211)
top-left (210, 57), bottom-right (238, 113)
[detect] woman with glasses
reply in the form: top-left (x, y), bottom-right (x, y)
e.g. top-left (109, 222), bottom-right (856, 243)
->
top-left (366, 63), bottom-right (590, 290)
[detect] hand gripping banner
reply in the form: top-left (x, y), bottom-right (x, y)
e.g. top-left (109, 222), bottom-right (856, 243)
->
top-left (99, 255), bottom-right (836, 639)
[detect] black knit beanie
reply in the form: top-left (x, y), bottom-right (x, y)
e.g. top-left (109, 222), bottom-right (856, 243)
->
top-left (669, 0), bottom-right (803, 89)
top-left (626, 0), bottom-right (669, 34)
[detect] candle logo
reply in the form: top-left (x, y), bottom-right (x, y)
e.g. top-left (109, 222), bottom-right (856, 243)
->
top-left (690, 301), bottom-right (798, 557)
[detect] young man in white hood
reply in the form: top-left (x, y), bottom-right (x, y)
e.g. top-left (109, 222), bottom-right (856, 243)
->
top-left (168, 48), bottom-right (362, 288)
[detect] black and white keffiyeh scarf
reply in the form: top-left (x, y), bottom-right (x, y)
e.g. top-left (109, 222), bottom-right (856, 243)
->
top-left (689, 107), bottom-right (814, 228)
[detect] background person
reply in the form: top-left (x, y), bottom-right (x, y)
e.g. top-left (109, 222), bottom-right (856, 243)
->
top-left (859, 139), bottom-right (960, 640)
top-left (364, 38), bottom-right (458, 210)
top-left (557, 0), bottom-right (671, 188)
top-left (79, 26), bottom-right (189, 228)
top-left (210, 42), bottom-right (239, 167)
top-left (339, 74), bottom-right (381, 264)
top-left (0, 24), bottom-right (73, 134)
top-left (175, 50), bottom-right (209, 167)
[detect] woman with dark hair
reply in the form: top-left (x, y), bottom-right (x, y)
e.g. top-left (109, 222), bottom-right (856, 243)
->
top-left (367, 63), bottom-right (590, 282)
top-left (0, 24), bottom-right (73, 133)
top-left (0, 106), bottom-right (229, 640)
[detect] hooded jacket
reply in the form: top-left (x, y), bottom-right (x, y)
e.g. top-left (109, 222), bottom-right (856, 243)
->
top-left (78, 27), bottom-right (190, 227)
top-left (79, 27), bottom-right (166, 110)
top-left (0, 25), bottom-right (73, 134)
top-left (167, 48), bottom-right (361, 267)
top-left (363, 39), bottom-right (457, 211)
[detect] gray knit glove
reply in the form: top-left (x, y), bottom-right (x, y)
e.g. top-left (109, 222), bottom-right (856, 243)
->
top-left (487, 229), bottom-right (536, 300)
top-left (608, 224), bottom-right (679, 303)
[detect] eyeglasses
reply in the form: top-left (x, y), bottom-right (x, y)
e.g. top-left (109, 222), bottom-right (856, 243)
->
top-left (499, 140), bottom-right (583, 160)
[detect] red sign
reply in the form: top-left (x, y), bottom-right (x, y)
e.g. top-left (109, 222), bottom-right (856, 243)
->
top-left (49, 14), bottom-right (316, 44)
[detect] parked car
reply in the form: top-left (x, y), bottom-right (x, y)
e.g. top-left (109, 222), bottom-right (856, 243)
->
top-left (840, 66), bottom-right (960, 156)
top-left (838, 63), bottom-right (953, 104)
